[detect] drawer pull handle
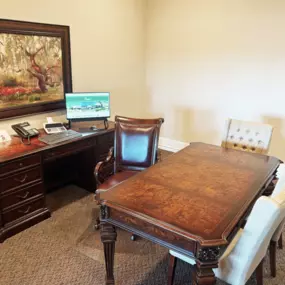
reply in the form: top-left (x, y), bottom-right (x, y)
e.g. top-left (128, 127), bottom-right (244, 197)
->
top-left (16, 191), bottom-right (30, 199)
top-left (14, 174), bottom-right (28, 183)
top-left (19, 162), bottom-right (24, 167)
top-left (18, 206), bottom-right (31, 214)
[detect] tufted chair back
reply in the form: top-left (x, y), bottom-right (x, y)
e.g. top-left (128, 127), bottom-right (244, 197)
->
top-left (221, 119), bottom-right (273, 154)
top-left (114, 115), bottom-right (164, 172)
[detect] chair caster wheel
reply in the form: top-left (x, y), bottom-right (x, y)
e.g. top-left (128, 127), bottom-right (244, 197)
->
top-left (131, 234), bottom-right (136, 241)
top-left (94, 224), bottom-right (100, 231)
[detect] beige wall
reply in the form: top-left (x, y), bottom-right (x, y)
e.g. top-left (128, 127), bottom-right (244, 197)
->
top-left (1, 0), bottom-right (146, 134)
top-left (146, 0), bottom-right (285, 160)
top-left (2, 0), bottom-right (285, 160)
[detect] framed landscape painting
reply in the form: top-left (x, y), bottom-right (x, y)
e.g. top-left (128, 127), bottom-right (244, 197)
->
top-left (0, 19), bottom-right (72, 119)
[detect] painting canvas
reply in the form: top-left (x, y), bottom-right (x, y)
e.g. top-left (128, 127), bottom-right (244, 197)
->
top-left (0, 34), bottom-right (64, 107)
top-left (0, 19), bottom-right (72, 119)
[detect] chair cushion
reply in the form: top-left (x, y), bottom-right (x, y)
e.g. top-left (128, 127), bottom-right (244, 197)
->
top-left (97, 171), bottom-right (138, 191)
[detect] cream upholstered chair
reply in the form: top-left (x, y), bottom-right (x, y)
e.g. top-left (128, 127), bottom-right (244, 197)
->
top-left (269, 167), bottom-right (285, 277)
top-left (168, 191), bottom-right (285, 285)
top-left (221, 118), bottom-right (273, 154)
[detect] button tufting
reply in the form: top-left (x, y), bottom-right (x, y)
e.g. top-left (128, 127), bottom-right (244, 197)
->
top-left (226, 120), bottom-right (272, 154)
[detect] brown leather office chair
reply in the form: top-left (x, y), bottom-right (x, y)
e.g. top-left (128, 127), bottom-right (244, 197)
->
top-left (94, 115), bottom-right (164, 239)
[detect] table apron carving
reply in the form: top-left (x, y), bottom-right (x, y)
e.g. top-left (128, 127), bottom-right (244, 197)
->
top-left (101, 205), bottom-right (198, 257)
top-left (197, 246), bottom-right (221, 262)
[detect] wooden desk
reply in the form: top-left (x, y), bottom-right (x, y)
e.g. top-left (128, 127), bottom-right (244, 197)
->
top-left (0, 122), bottom-right (114, 242)
top-left (99, 142), bottom-right (280, 285)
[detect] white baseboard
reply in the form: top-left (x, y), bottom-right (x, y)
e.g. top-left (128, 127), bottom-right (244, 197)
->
top-left (159, 137), bottom-right (189, 153)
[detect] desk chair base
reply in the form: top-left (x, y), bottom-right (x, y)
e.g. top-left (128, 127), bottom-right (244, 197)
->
top-left (94, 217), bottom-right (101, 230)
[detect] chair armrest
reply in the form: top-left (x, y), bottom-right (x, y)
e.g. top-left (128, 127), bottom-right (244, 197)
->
top-left (94, 146), bottom-right (115, 185)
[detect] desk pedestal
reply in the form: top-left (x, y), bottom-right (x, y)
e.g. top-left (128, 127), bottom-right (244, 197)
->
top-left (0, 127), bottom-right (114, 242)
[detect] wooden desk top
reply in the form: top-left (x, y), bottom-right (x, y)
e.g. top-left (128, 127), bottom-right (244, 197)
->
top-left (0, 121), bottom-right (114, 162)
top-left (101, 142), bottom-right (279, 246)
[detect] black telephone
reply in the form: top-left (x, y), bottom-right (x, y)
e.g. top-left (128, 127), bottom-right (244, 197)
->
top-left (11, 122), bottom-right (39, 144)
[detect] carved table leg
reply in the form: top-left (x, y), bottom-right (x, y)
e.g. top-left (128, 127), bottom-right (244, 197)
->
top-left (101, 223), bottom-right (117, 285)
top-left (192, 264), bottom-right (216, 285)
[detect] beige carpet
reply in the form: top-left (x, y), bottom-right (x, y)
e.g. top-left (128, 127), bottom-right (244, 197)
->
top-left (0, 185), bottom-right (283, 285)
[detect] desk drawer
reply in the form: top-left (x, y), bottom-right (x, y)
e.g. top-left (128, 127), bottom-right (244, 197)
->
top-left (1, 167), bottom-right (42, 193)
top-left (3, 197), bottom-right (45, 224)
top-left (43, 138), bottom-right (95, 161)
top-left (97, 132), bottom-right (114, 149)
top-left (1, 183), bottom-right (44, 210)
top-left (0, 154), bottom-right (41, 177)
top-left (100, 132), bottom-right (114, 145)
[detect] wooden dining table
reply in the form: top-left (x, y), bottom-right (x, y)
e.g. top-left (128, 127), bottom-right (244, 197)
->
top-left (98, 142), bottom-right (280, 285)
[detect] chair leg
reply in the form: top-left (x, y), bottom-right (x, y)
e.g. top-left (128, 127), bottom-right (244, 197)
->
top-left (256, 259), bottom-right (264, 285)
top-left (94, 217), bottom-right (100, 230)
top-left (278, 233), bottom-right (283, 249)
top-left (167, 254), bottom-right (177, 285)
top-left (270, 241), bottom-right (277, 277)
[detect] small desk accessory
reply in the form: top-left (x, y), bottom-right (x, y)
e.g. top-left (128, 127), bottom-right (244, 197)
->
top-left (43, 117), bottom-right (67, 134)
